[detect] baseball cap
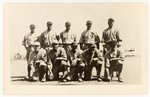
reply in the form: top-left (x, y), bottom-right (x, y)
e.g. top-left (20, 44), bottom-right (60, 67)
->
top-left (30, 24), bottom-right (35, 28)
top-left (65, 22), bottom-right (71, 26)
top-left (71, 42), bottom-right (78, 47)
top-left (52, 40), bottom-right (59, 45)
top-left (108, 18), bottom-right (114, 22)
top-left (86, 20), bottom-right (92, 25)
top-left (90, 43), bottom-right (96, 48)
top-left (32, 42), bottom-right (40, 46)
top-left (47, 21), bottom-right (52, 25)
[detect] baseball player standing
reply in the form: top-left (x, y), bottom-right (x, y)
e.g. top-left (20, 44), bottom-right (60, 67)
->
top-left (102, 18), bottom-right (122, 81)
top-left (22, 24), bottom-right (38, 79)
top-left (79, 20), bottom-right (100, 50)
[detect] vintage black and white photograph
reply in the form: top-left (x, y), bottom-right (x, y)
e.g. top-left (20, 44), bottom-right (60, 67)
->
top-left (4, 3), bottom-right (147, 94)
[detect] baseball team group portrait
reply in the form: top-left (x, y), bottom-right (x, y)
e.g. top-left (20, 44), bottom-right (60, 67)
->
top-left (4, 4), bottom-right (147, 94)
top-left (21, 18), bottom-right (124, 83)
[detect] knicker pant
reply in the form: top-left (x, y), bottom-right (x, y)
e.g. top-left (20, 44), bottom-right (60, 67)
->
top-left (84, 60), bottom-right (102, 80)
top-left (110, 60), bottom-right (123, 78)
top-left (66, 61), bottom-right (85, 80)
top-left (52, 60), bottom-right (68, 80)
top-left (38, 65), bottom-right (47, 81)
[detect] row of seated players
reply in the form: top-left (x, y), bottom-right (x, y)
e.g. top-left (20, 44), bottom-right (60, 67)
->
top-left (28, 41), bottom-right (124, 82)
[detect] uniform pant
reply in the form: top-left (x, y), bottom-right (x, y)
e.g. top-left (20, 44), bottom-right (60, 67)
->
top-left (103, 44), bottom-right (113, 80)
top-left (84, 60), bottom-right (102, 80)
top-left (65, 60), bottom-right (85, 80)
top-left (32, 64), bottom-right (47, 81)
top-left (110, 60), bottom-right (123, 78)
top-left (26, 46), bottom-right (32, 61)
top-left (26, 46), bottom-right (33, 77)
top-left (63, 45), bottom-right (71, 60)
top-left (38, 65), bottom-right (47, 81)
top-left (52, 60), bottom-right (68, 80)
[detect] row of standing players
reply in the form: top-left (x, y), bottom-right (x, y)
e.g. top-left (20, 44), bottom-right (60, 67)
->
top-left (22, 18), bottom-right (124, 82)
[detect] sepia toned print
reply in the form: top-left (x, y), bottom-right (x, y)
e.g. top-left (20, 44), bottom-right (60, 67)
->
top-left (4, 3), bottom-right (147, 94)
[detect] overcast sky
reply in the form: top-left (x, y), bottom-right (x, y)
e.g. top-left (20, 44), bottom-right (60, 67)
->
top-left (4, 3), bottom-right (146, 56)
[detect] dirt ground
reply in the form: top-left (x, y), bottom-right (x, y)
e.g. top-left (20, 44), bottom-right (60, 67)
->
top-left (10, 56), bottom-right (141, 85)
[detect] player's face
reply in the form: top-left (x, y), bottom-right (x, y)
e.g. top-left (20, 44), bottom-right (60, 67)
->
top-left (89, 47), bottom-right (95, 52)
top-left (34, 45), bottom-right (40, 51)
top-left (111, 45), bottom-right (116, 51)
top-left (30, 26), bottom-right (35, 32)
top-left (72, 46), bottom-right (78, 50)
top-left (66, 25), bottom-right (70, 30)
top-left (52, 44), bottom-right (58, 50)
top-left (108, 21), bottom-right (114, 28)
top-left (47, 23), bottom-right (52, 30)
top-left (86, 24), bottom-right (92, 30)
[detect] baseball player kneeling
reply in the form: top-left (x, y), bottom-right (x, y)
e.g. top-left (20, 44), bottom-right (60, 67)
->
top-left (105, 42), bottom-right (124, 82)
top-left (64, 42), bottom-right (85, 82)
top-left (28, 42), bottom-right (48, 82)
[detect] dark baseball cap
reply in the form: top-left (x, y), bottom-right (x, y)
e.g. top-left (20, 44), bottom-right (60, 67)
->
top-left (52, 40), bottom-right (59, 45)
top-left (47, 21), bottom-right (52, 25)
top-left (32, 42), bottom-right (40, 46)
top-left (30, 24), bottom-right (35, 28)
top-left (65, 22), bottom-right (71, 26)
top-left (90, 43), bottom-right (96, 48)
top-left (86, 20), bottom-right (92, 25)
top-left (72, 42), bottom-right (78, 47)
top-left (108, 18), bottom-right (114, 22)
